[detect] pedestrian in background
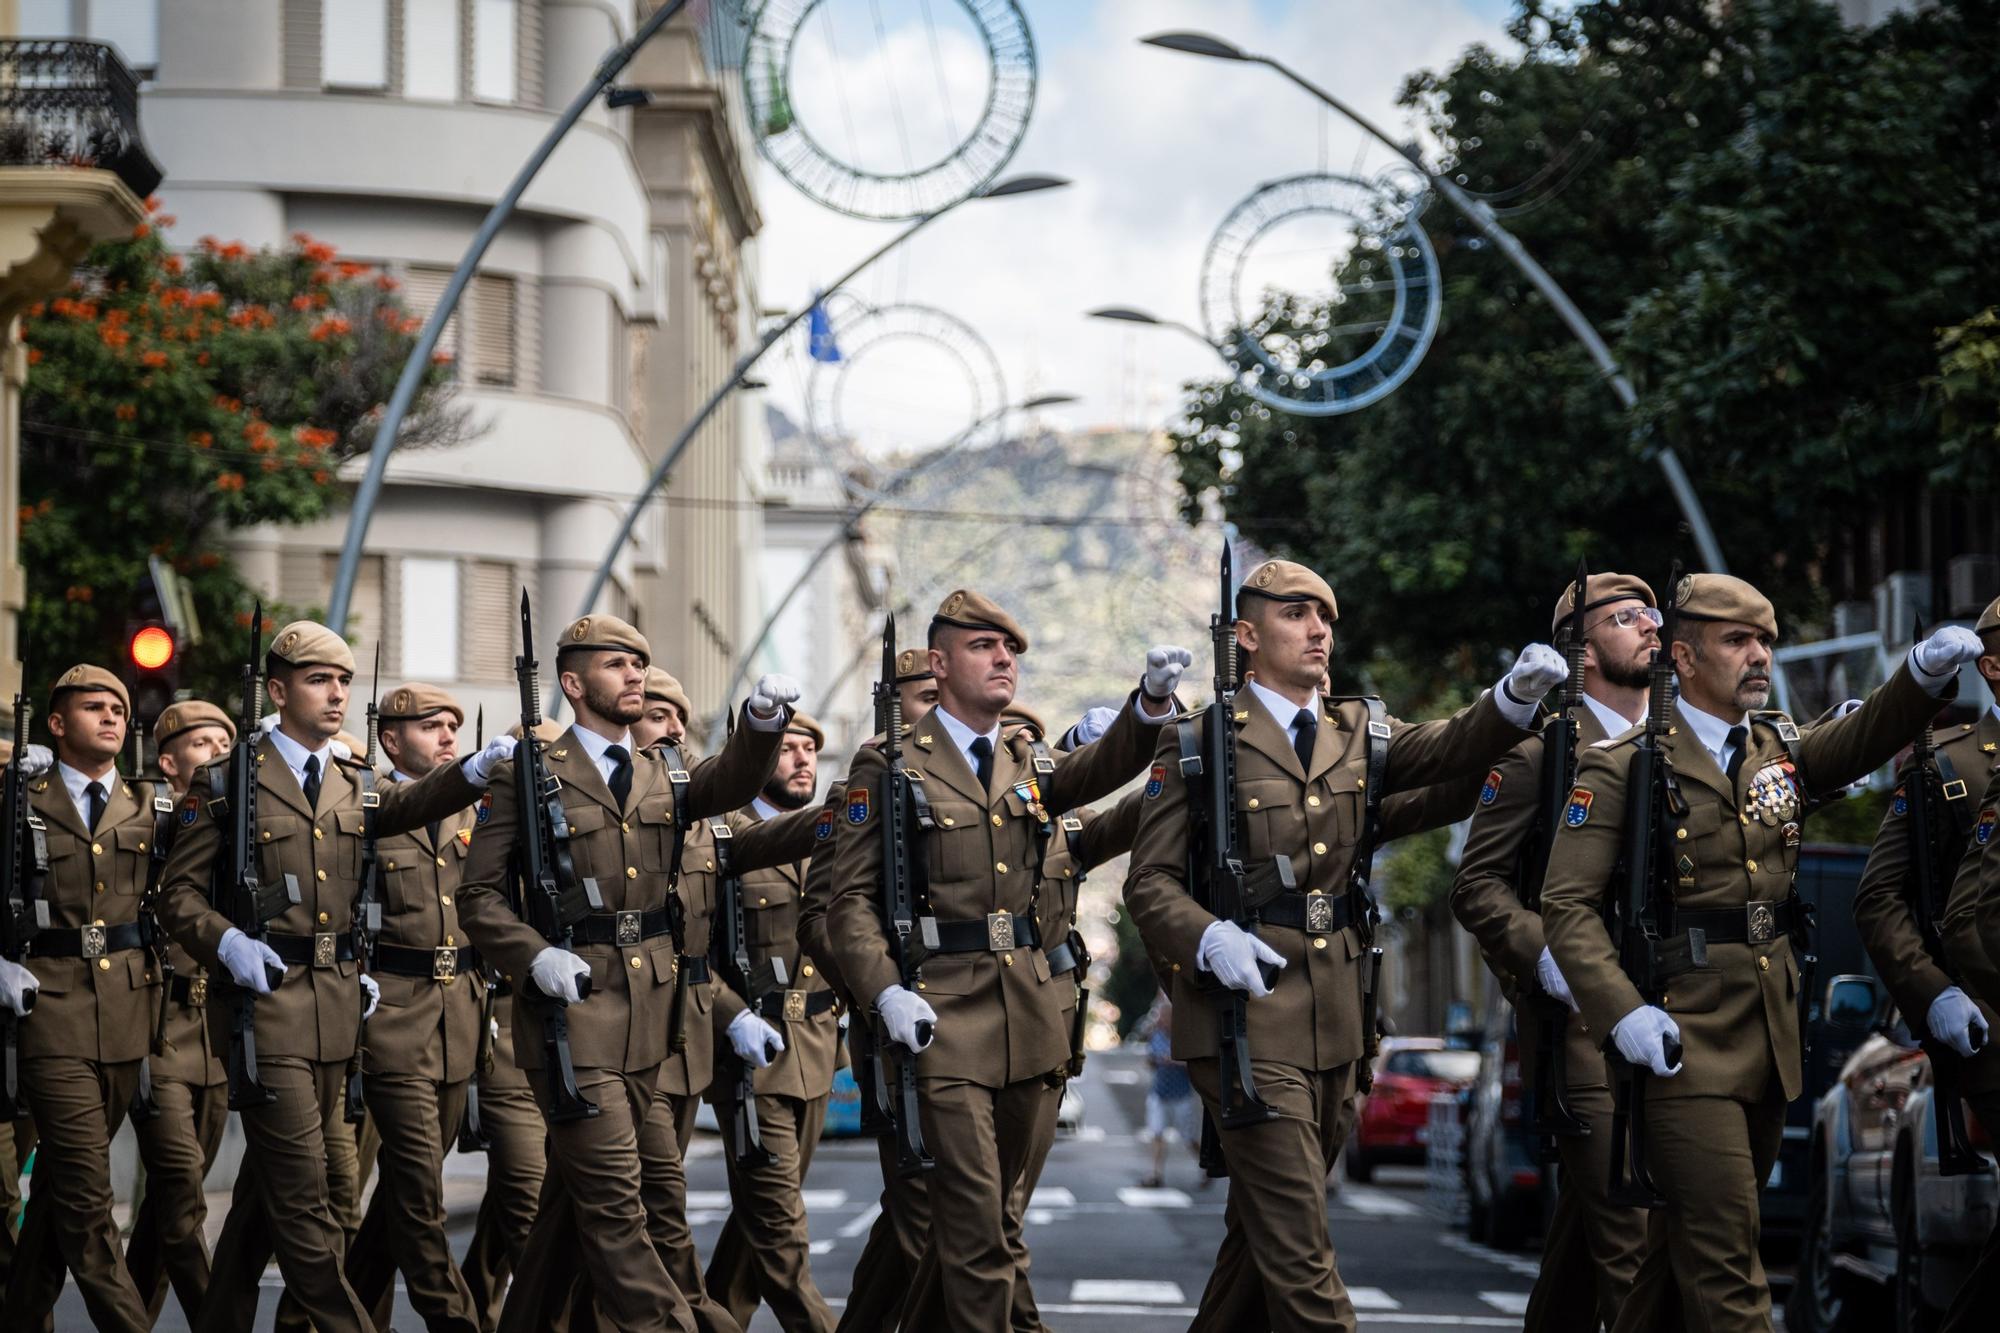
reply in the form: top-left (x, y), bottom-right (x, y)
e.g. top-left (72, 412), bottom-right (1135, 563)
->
top-left (1139, 996), bottom-right (1194, 1189)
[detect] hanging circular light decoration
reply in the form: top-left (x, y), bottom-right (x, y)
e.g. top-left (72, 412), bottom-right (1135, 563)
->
top-left (1198, 172), bottom-right (1441, 417)
top-left (805, 297), bottom-right (1006, 463)
top-left (743, 0), bottom-right (1037, 220)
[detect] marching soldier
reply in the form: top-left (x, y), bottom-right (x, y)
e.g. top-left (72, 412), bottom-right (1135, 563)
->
top-left (638, 666), bottom-right (696, 753)
top-left (157, 621), bottom-right (510, 1333)
top-left (703, 711), bottom-right (843, 1333)
top-left (342, 682), bottom-right (484, 1332)
top-left (1124, 559), bottom-right (1559, 1333)
top-left (124, 699), bottom-right (236, 1323)
top-left (1542, 575), bottom-right (1979, 1332)
top-left (1450, 572), bottom-right (1663, 1330)
top-left (0, 665), bottom-right (162, 1329)
top-left (826, 588), bottom-right (1189, 1330)
top-left (452, 612), bottom-right (798, 1333)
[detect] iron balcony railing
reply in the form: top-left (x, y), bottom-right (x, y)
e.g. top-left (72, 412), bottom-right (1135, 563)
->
top-left (0, 39), bottom-right (163, 198)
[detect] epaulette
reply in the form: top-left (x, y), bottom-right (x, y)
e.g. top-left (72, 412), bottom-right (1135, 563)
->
top-left (332, 751), bottom-right (373, 770)
top-left (1594, 723), bottom-right (1644, 750)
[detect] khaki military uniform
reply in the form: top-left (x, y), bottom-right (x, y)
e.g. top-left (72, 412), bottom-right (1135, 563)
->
top-left (4, 768), bottom-right (162, 1331)
top-left (1543, 665), bottom-right (1939, 1333)
top-left (460, 986), bottom-right (547, 1326)
top-left (456, 716), bottom-right (780, 1333)
top-left (1940, 731), bottom-right (2000, 1332)
top-left (158, 737), bottom-right (479, 1333)
top-left (341, 781), bottom-right (484, 1333)
top-left (828, 696), bottom-right (1164, 1331)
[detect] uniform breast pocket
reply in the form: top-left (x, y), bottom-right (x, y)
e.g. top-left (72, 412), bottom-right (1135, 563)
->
top-left (113, 823), bottom-right (153, 894)
top-left (1662, 968), bottom-right (1722, 1015)
top-left (334, 810), bottom-right (368, 879)
top-left (747, 884), bottom-right (797, 947)
top-left (1240, 782), bottom-right (1294, 861)
top-left (636, 797), bottom-right (678, 873)
top-left (560, 804), bottom-right (608, 880)
top-left (926, 802), bottom-right (987, 883)
top-left (256, 814), bottom-right (307, 886)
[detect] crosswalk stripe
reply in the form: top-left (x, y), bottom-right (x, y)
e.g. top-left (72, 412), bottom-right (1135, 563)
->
top-left (801, 1189), bottom-right (848, 1209)
top-left (1030, 1186), bottom-right (1076, 1207)
top-left (809, 1239), bottom-right (835, 1256)
top-left (685, 1190), bottom-right (731, 1210)
top-left (837, 1202), bottom-right (880, 1238)
top-left (1480, 1291), bottom-right (1530, 1314)
top-left (1100, 1068), bottom-right (1144, 1085)
top-left (1341, 1188), bottom-right (1419, 1217)
top-left (1438, 1233), bottom-right (1543, 1280)
top-left (1069, 1279), bottom-right (1185, 1304)
top-left (1347, 1287), bottom-right (1402, 1310)
top-left (1115, 1186), bottom-right (1191, 1208)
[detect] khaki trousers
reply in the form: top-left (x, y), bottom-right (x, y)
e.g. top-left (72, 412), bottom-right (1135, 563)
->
top-left (642, 1090), bottom-right (744, 1333)
top-left (346, 1072), bottom-right (481, 1333)
top-left (4, 1056), bottom-right (149, 1332)
top-left (126, 1071), bottom-right (228, 1322)
top-left (895, 1074), bottom-right (1062, 1333)
top-left (703, 1090), bottom-right (836, 1333)
top-left (1939, 1087), bottom-right (2000, 1333)
top-left (835, 1133), bottom-right (930, 1333)
top-left (460, 1075), bottom-right (546, 1329)
top-left (0, 1113), bottom-right (32, 1288)
top-left (1001, 1078), bottom-right (1062, 1333)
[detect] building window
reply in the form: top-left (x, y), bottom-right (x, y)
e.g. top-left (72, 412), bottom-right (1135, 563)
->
top-left (15, 0), bottom-right (71, 37)
top-left (398, 265), bottom-right (461, 368)
top-left (324, 0), bottom-right (389, 90)
top-left (403, 0), bottom-right (459, 101)
top-left (87, 1), bottom-right (160, 78)
top-left (400, 557), bottom-right (460, 679)
top-left (472, 0), bottom-right (517, 103)
top-left (469, 273), bottom-right (517, 386)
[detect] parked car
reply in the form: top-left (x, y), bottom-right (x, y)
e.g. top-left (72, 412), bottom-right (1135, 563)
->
top-left (1463, 973), bottom-right (1545, 1249)
top-left (1789, 981), bottom-right (1998, 1333)
top-left (1347, 1037), bottom-right (1480, 1182)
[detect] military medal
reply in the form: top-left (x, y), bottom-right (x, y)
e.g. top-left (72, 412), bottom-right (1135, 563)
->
top-left (1013, 778), bottom-right (1049, 825)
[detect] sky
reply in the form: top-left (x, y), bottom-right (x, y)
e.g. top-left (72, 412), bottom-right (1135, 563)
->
top-left (747, 0), bottom-right (1526, 455)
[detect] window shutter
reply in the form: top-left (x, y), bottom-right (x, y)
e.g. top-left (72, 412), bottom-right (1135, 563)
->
top-left (399, 265), bottom-right (460, 366)
top-left (471, 273), bottom-right (516, 387)
top-left (284, 0), bottom-right (324, 89)
top-left (461, 560), bottom-right (516, 681)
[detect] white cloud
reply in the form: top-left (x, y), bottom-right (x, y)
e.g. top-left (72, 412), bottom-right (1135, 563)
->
top-left (750, 0), bottom-right (1511, 453)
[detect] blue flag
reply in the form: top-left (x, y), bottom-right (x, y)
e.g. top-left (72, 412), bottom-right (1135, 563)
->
top-left (808, 297), bottom-right (842, 363)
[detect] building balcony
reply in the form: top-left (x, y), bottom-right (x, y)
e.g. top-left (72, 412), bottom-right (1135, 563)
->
top-left (0, 39), bottom-right (162, 198)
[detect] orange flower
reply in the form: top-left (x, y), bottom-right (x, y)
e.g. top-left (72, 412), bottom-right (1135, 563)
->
top-left (309, 315), bottom-right (353, 342)
top-left (261, 457), bottom-right (281, 472)
top-left (312, 469), bottom-right (331, 485)
top-left (143, 195), bottom-right (161, 214)
top-left (430, 350), bottom-right (454, 365)
top-left (140, 350), bottom-right (168, 368)
top-left (24, 348), bottom-right (40, 365)
top-left (162, 255), bottom-right (183, 276)
top-left (189, 431), bottom-right (213, 448)
top-left (131, 223), bottom-right (150, 239)
top-left (100, 326), bottom-right (130, 350)
top-left (115, 403), bottom-right (137, 421)
top-left (192, 291), bottom-right (221, 310)
top-left (17, 505), bottom-right (34, 528)
top-left (214, 472), bottom-right (245, 492)
top-left (198, 235), bottom-right (221, 253)
top-left (198, 552), bottom-right (221, 570)
top-left (219, 241), bottom-right (247, 261)
top-left (65, 585), bottom-right (94, 603)
top-left (196, 352), bottom-right (210, 366)
top-left (375, 274), bottom-right (399, 292)
top-left (338, 261), bottom-right (369, 279)
top-left (291, 294), bottom-right (314, 312)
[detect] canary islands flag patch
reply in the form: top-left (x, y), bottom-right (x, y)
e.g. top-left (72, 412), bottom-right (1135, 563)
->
top-left (1979, 807), bottom-right (1997, 846)
top-left (1565, 787), bottom-right (1594, 828)
top-left (1891, 785), bottom-right (1907, 818)
top-left (1480, 769), bottom-right (1503, 806)
top-left (1145, 764), bottom-right (1166, 799)
top-left (847, 788), bottom-right (870, 826)
top-left (814, 808), bottom-right (835, 842)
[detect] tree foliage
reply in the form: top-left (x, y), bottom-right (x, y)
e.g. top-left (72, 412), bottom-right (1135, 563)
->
top-left (19, 206), bottom-right (469, 702)
top-left (1171, 0), bottom-right (2000, 706)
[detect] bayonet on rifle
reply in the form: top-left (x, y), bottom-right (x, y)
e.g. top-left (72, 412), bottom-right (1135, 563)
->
top-left (1, 682), bottom-right (48, 1120)
top-left (222, 604), bottom-right (282, 1110)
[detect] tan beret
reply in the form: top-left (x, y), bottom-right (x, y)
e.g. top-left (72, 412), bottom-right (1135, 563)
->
top-left (154, 698), bottom-right (235, 746)
top-left (931, 589), bottom-right (1029, 653)
top-left (785, 710), bottom-right (826, 751)
top-left (379, 682), bottom-right (464, 726)
top-left (506, 718), bottom-right (569, 744)
top-left (1237, 559), bottom-right (1338, 622)
top-left (643, 668), bottom-right (691, 720)
top-left (48, 663), bottom-right (129, 713)
top-left (895, 648), bottom-right (935, 683)
top-left (1551, 571), bottom-right (1656, 637)
top-left (268, 620), bottom-right (357, 674)
top-left (557, 613), bottom-right (650, 667)
top-left (1674, 573), bottom-right (1778, 639)
top-left (1977, 595), bottom-right (2000, 637)
top-left (1002, 701), bottom-right (1049, 740)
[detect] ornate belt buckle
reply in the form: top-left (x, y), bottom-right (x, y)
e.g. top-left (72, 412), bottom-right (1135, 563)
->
top-left (616, 910), bottom-right (643, 947)
top-left (1746, 901), bottom-right (1776, 945)
top-left (784, 990), bottom-right (807, 1023)
top-left (188, 974), bottom-right (208, 1007)
top-left (313, 932), bottom-right (337, 968)
top-left (1305, 892), bottom-right (1334, 935)
top-left (986, 910), bottom-right (1016, 952)
top-left (81, 924), bottom-right (107, 959)
top-left (433, 946), bottom-right (459, 982)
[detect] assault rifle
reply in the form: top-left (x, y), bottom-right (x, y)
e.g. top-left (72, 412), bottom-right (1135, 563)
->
top-left (1601, 565), bottom-right (1691, 1209)
top-left (1523, 560), bottom-right (1592, 1157)
top-left (459, 703), bottom-right (495, 1155)
top-left (513, 591), bottom-right (597, 1123)
top-left (1, 684), bottom-right (48, 1120)
top-left (130, 717), bottom-right (173, 1125)
top-left (874, 614), bottom-right (935, 1177)
top-left (345, 646), bottom-right (384, 1124)
top-left (715, 818), bottom-right (787, 1166)
top-left (217, 605), bottom-right (285, 1110)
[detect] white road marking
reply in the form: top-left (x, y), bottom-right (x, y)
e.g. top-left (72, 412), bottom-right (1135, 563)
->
top-left (816, 1296), bottom-right (1519, 1325)
top-left (1069, 1280), bottom-right (1186, 1304)
top-left (837, 1202), bottom-right (880, 1238)
top-left (1030, 1186), bottom-right (1076, 1207)
top-left (1439, 1232), bottom-right (1544, 1280)
top-left (1116, 1186), bottom-right (1191, 1208)
top-left (1480, 1291), bottom-right (1531, 1314)
top-left (809, 1239), bottom-right (835, 1255)
top-left (1342, 1188), bottom-right (1419, 1217)
top-left (1073, 1124), bottom-right (1108, 1142)
top-left (1348, 1287), bottom-right (1402, 1310)
top-left (801, 1189), bottom-right (849, 1209)
top-left (685, 1190), bottom-right (732, 1210)
top-left (1025, 1209), bottom-right (1055, 1225)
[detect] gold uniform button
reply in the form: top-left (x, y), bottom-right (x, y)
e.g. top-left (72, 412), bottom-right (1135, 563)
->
top-left (1746, 859), bottom-right (1758, 872)
top-left (95, 882), bottom-right (105, 894)
top-left (1313, 842), bottom-right (1328, 855)
top-left (705, 860), bottom-right (715, 871)
top-left (1307, 795), bottom-right (1321, 808)
top-left (137, 841), bottom-right (146, 852)
top-left (758, 897), bottom-right (768, 907)
top-left (386, 860), bottom-right (397, 870)
top-left (1758, 956), bottom-right (1770, 972)
top-left (91, 842), bottom-right (103, 855)
top-left (314, 827), bottom-right (324, 840)
top-left (992, 814), bottom-right (1004, 827)
top-left (262, 830), bottom-right (271, 841)
top-left (318, 911), bottom-right (330, 924)
top-left (98, 958), bottom-right (111, 971)
top-left (916, 981), bottom-right (927, 991)
top-left (996, 861), bottom-right (1009, 874)
top-left (1003, 953), bottom-right (1014, 966)
top-left (440, 895), bottom-right (452, 906)
top-left (446, 933), bottom-right (455, 946)
top-left (630, 956), bottom-right (643, 969)
top-left (1171, 962), bottom-right (1182, 972)
top-left (1247, 798), bottom-right (1260, 810)
top-left (628, 867), bottom-right (640, 879)
top-left (1357, 778), bottom-right (1366, 790)
top-left (315, 869), bottom-right (327, 881)
top-left (622, 821), bottom-right (631, 833)
top-left (1313, 938), bottom-right (1328, 950)
top-left (941, 816), bottom-right (955, 827)
top-left (436, 855), bottom-right (446, 867)
top-left (1739, 813), bottom-right (1750, 825)
top-left (802, 963), bottom-right (815, 977)
top-left (1675, 828), bottom-right (1688, 841)
top-left (94, 917), bottom-right (105, 927)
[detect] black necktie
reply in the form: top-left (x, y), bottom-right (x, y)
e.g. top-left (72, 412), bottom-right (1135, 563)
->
top-left (1724, 725), bottom-right (1748, 787)
top-left (301, 755), bottom-right (322, 810)
top-left (1292, 708), bottom-right (1317, 775)
top-left (605, 744), bottom-right (633, 810)
top-left (969, 736), bottom-right (994, 792)
top-left (84, 780), bottom-right (107, 833)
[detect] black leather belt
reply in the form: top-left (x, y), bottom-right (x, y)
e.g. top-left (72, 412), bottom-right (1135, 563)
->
top-left (169, 973), bottom-right (209, 1007)
top-left (925, 912), bottom-right (1043, 955)
top-left (1256, 892), bottom-right (1357, 935)
top-left (266, 931), bottom-right (358, 967)
top-left (28, 921), bottom-right (147, 958)
top-left (374, 942), bottom-right (482, 982)
top-left (1045, 935), bottom-right (1087, 976)
top-left (756, 987), bottom-right (838, 1021)
top-left (1673, 899), bottom-right (1798, 946)
top-left (680, 955), bottom-right (711, 984)
top-left (572, 908), bottom-right (673, 947)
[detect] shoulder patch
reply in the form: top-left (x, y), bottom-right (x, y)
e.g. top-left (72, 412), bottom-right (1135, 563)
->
top-left (814, 806), bottom-right (835, 842)
top-left (1891, 785), bottom-right (1908, 818)
top-left (180, 794), bottom-right (201, 826)
top-left (1564, 787), bottom-right (1594, 828)
top-left (1978, 807), bottom-right (1997, 847)
top-left (847, 787), bottom-right (870, 826)
top-left (1145, 763), bottom-right (1166, 799)
top-left (1479, 769), bottom-right (1503, 806)
top-left (476, 790), bottom-right (493, 824)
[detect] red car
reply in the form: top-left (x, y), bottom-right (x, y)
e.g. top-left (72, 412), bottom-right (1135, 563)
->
top-left (1347, 1037), bottom-right (1481, 1182)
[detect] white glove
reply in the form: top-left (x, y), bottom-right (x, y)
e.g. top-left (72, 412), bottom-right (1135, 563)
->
top-left (17, 744), bottom-right (53, 779)
top-left (0, 957), bottom-right (38, 1016)
top-left (461, 734), bottom-right (518, 787)
top-left (1611, 1005), bottom-right (1683, 1076)
top-left (727, 1008), bottom-right (786, 1068)
top-left (1142, 645), bottom-right (1194, 700)
top-left (529, 946), bottom-right (592, 1005)
top-left (258, 714), bottom-right (279, 735)
top-left (359, 973), bottom-right (380, 1021)
top-left (874, 984), bottom-right (937, 1054)
top-left (1501, 643), bottom-right (1567, 712)
top-left (1913, 626), bottom-right (1983, 686)
top-left (1928, 987), bottom-right (1989, 1059)
top-left (747, 674), bottom-right (802, 723)
top-left (1535, 947), bottom-right (1579, 1013)
top-left (217, 927), bottom-right (286, 995)
top-left (1196, 920), bottom-right (1286, 998)
top-left (1061, 706), bottom-right (1120, 751)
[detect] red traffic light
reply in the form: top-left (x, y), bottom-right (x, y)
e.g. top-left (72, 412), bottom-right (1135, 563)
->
top-left (130, 624), bottom-right (176, 671)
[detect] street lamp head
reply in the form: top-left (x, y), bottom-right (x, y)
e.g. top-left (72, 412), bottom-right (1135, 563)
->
top-left (1086, 306), bottom-right (1165, 327)
top-left (979, 174), bottom-right (1071, 199)
top-left (1022, 393), bottom-right (1080, 410)
top-left (604, 87), bottom-right (652, 109)
top-left (1141, 32), bottom-right (1250, 62)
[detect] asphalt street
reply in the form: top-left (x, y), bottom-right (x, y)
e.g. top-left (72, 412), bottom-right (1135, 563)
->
top-left (65, 1047), bottom-right (1549, 1331)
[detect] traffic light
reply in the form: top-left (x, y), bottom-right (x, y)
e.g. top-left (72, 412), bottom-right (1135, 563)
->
top-left (125, 618), bottom-right (178, 726)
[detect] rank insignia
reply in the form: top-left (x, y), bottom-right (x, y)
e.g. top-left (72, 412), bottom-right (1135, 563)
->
top-left (1978, 808), bottom-right (1997, 846)
top-left (1783, 820), bottom-right (1802, 848)
top-left (848, 789), bottom-right (870, 826)
top-left (1145, 764), bottom-right (1165, 799)
top-left (458, 827), bottom-right (473, 846)
top-left (1891, 785), bottom-right (1907, 818)
top-left (814, 810), bottom-right (834, 842)
top-left (476, 792), bottom-right (493, 825)
top-left (1565, 787), bottom-right (1593, 828)
top-left (1479, 769), bottom-right (1503, 806)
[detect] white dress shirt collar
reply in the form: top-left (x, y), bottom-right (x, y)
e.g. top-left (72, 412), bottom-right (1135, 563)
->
top-left (1581, 692), bottom-right (1644, 741)
top-left (1676, 696), bottom-right (1747, 770)
top-left (1245, 678), bottom-right (1318, 744)
top-left (751, 796), bottom-right (783, 822)
top-left (570, 723), bottom-right (636, 787)
top-left (58, 760), bottom-right (115, 826)
top-left (267, 726), bottom-right (335, 796)
top-left (932, 705), bottom-right (1001, 778)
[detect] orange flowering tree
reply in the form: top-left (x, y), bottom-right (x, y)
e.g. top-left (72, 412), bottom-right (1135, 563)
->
top-left (19, 203), bottom-right (469, 698)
